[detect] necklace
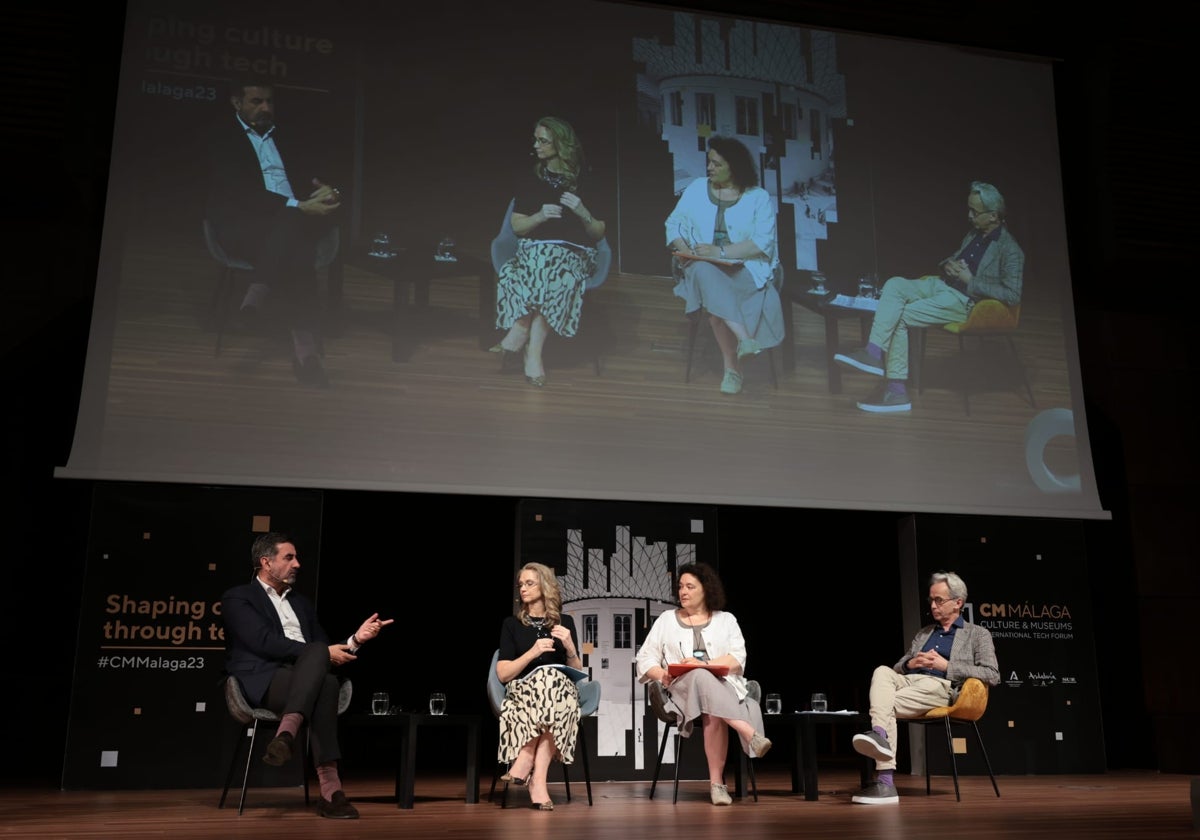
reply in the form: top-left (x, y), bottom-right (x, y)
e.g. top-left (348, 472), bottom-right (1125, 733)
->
top-left (682, 609), bottom-right (709, 626)
top-left (540, 167), bottom-right (574, 192)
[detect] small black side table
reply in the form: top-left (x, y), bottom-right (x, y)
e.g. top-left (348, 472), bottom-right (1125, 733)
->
top-left (764, 710), bottom-right (872, 801)
top-left (345, 246), bottom-right (494, 361)
top-left (346, 711), bottom-right (481, 809)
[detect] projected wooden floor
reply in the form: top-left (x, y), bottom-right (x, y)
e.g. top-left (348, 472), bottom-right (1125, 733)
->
top-left (86, 228), bottom-right (1086, 514)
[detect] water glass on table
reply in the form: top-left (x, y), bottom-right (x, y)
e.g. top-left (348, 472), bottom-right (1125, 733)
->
top-left (429, 692), bottom-right (447, 715)
top-left (372, 691), bottom-right (390, 715)
top-left (810, 692), bottom-right (828, 712)
top-left (765, 693), bottom-right (782, 715)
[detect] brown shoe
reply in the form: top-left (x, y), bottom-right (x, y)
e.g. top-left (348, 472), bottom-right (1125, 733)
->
top-left (317, 790), bottom-right (360, 819)
top-left (262, 731), bottom-right (293, 766)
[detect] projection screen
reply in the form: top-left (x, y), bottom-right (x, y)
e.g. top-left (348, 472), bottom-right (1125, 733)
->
top-left (56, 0), bottom-right (1108, 519)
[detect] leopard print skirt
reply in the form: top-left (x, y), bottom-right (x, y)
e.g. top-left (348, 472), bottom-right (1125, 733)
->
top-left (496, 239), bottom-right (597, 338)
top-left (497, 667), bottom-right (581, 766)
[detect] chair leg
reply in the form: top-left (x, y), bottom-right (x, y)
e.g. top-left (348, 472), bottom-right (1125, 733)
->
top-left (943, 717), bottom-right (962, 802)
top-left (767, 348), bottom-right (778, 390)
top-left (925, 723), bottom-right (933, 795)
top-left (577, 719), bottom-right (593, 805)
top-left (972, 721), bottom-right (1001, 798)
top-left (218, 722), bottom-right (248, 810)
top-left (672, 729), bottom-right (683, 804)
top-left (1007, 335), bottom-right (1036, 409)
top-left (562, 758), bottom-right (571, 803)
top-left (212, 268), bottom-right (235, 358)
top-left (684, 315), bottom-right (701, 383)
top-left (238, 720), bottom-right (260, 815)
top-left (913, 326), bottom-right (927, 394)
top-left (744, 753), bottom-right (759, 802)
top-left (486, 764), bottom-right (499, 803)
top-left (649, 723), bottom-right (671, 800)
top-left (300, 726), bottom-right (310, 806)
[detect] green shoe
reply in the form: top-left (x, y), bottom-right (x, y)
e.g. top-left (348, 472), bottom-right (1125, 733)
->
top-left (720, 369), bottom-right (743, 395)
top-left (736, 337), bottom-right (762, 359)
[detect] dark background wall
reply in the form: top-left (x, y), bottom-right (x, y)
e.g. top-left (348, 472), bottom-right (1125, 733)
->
top-left (1, 1), bottom-right (1194, 786)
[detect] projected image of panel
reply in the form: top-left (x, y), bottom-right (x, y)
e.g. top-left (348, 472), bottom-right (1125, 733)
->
top-left (59, 0), bottom-right (1105, 519)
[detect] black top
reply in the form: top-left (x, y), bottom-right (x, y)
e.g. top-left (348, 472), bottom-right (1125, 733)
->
top-left (513, 169), bottom-right (599, 247)
top-left (498, 613), bottom-right (579, 680)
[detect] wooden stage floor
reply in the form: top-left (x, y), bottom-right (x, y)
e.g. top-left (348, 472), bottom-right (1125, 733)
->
top-left (3, 769), bottom-right (1195, 839)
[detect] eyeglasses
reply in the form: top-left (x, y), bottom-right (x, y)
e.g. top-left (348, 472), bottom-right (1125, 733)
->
top-left (532, 136), bottom-right (553, 147)
top-left (927, 596), bottom-right (960, 606)
top-left (517, 580), bottom-right (540, 589)
top-left (967, 207), bottom-right (995, 218)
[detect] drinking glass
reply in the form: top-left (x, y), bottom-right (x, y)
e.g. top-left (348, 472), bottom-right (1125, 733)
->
top-left (372, 691), bottom-right (390, 715)
top-left (810, 692), bottom-right (828, 712)
top-left (857, 275), bottom-right (877, 299)
top-left (765, 693), bottom-right (782, 715)
top-left (436, 235), bottom-right (457, 262)
top-left (810, 271), bottom-right (827, 294)
top-left (429, 692), bottom-right (447, 715)
top-left (370, 232), bottom-right (391, 258)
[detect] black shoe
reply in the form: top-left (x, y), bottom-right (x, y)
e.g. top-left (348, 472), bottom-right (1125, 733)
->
top-left (293, 355), bottom-right (329, 388)
top-left (263, 731), bottom-right (293, 766)
top-left (316, 790), bottom-right (360, 819)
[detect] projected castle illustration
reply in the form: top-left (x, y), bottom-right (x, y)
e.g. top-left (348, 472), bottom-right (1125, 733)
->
top-left (633, 13), bottom-right (847, 272)
top-left (546, 518), bottom-right (703, 771)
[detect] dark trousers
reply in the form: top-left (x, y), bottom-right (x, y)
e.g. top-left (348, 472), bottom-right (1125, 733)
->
top-left (263, 642), bottom-right (341, 764)
top-left (220, 208), bottom-right (330, 332)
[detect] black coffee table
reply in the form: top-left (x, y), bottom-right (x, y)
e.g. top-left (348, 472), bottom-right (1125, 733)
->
top-left (346, 244), bottom-right (494, 361)
top-left (783, 286), bottom-right (874, 393)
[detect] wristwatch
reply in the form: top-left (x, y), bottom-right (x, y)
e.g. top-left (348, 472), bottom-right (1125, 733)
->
top-left (719, 245), bottom-right (727, 258)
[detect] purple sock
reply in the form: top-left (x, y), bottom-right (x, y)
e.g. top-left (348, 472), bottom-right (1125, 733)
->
top-left (873, 725), bottom-right (887, 740)
top-left (866, 342), bottom-right (883, 361)
top-left (886, 380), bottom-right (907, 396)
top-left (877, 770), bottom-right (894, 787)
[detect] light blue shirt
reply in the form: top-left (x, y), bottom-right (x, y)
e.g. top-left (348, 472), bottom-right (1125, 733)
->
top-left (236, 115), bottom-right (298, 208)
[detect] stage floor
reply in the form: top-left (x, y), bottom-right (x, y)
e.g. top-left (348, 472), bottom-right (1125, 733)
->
top-left (3, 769), bottom-right (1194, 839)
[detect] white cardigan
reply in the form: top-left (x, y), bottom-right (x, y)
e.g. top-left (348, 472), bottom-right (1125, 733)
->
top-left (664, 178), bottom-right (779, 289)
top-left (634, 608), bottom-right (751, 701)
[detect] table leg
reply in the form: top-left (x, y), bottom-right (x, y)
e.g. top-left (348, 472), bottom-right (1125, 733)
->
top-left (789, 719), bottom-right (801, 794)
top-left (801, 713), bottom-right (819, 801)
top-left (397, 717), bottom-right (417, 809)
top-left (856, 712), bottom-right (872, 789)
top-left (824, 314), bottom-right (843, 394)
top-left (465, 719), bottom-right (479, 804)
top-left (478, 271), bottom-right (496, 351)
top-left (391, 278), bottom-right (406, 363)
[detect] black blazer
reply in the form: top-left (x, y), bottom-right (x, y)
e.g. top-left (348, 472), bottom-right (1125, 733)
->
top-left (220, 579), bottom-right (331, 706)
top-left (204, 116), bottom-right (318, 236)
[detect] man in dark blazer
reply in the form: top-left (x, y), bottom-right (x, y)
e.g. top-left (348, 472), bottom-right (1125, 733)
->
top-left (206, 79), bottom-right (342, 386)
top-left (221, 532), bottom-right (392, 819)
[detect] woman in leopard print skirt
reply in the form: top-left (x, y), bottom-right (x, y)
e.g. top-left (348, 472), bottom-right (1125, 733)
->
top-left (495, 562), bottom-right (583, 810)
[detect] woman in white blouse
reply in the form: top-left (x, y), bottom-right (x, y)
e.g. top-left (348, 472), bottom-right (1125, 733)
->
top-left (666, 136), bottom-right (784, 395)
top-left (635, 562), bottom-right (771, 806)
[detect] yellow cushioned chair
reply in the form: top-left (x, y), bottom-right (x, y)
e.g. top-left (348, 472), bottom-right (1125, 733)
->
top-left (908, 677), bottom-right (1000, 801)
top-left (914, 300), bottom-right (1034, 414)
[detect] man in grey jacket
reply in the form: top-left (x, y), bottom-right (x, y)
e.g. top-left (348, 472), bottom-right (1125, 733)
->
top-left (850, 570), bottom-right (999, 804)
top-left (834, 181), bottom-right (1023, 412)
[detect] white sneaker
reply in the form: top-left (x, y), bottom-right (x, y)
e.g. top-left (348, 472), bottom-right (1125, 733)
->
top-left (710, 783), bottom-right (732, 806)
